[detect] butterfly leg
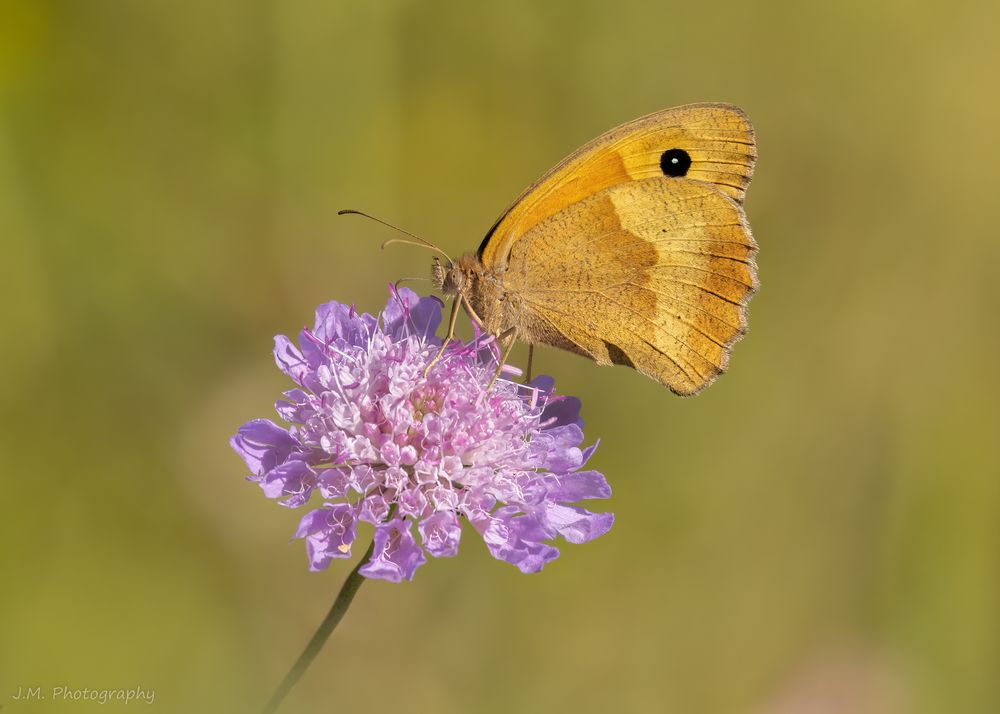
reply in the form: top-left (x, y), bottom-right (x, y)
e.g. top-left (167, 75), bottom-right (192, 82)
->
top-left (423, 296), bottom-right (460, 378)
top-left (524, 344), bottom-right (534, 384)
top-left (487, 329), bottom-right (519, 390)
top-left (460, 294), bottom-right (485, 330)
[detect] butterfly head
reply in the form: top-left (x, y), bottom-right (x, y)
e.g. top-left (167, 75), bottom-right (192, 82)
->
top-left (431, 254), bottom-right (481, 299)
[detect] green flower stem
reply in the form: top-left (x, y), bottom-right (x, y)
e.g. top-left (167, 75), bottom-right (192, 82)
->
top-left (261, 538), bottom-right (375, 714)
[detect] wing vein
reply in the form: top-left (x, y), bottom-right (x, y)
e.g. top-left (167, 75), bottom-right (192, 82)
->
top-left (525, 298), bottom-right (698, 382)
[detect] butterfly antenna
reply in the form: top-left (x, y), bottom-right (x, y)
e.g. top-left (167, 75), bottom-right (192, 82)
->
top-left (337, 209), bottom-right (452, 262)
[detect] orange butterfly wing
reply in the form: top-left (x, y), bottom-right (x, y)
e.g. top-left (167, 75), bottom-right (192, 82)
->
top-left (478, 103), bottom-right (756, 268)
top-left (477, 103), bottom-right (758, 395)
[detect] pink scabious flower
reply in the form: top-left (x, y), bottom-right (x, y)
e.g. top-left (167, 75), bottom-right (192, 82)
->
top-left (230, 287), bottom-right (613, 582)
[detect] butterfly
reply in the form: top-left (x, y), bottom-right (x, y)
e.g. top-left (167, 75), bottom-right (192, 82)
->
top-left (374, 103), bottom-right (757, 395)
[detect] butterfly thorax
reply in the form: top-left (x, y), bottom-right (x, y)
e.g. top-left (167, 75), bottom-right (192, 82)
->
top-left (432, 254), bottom-right (511, 336)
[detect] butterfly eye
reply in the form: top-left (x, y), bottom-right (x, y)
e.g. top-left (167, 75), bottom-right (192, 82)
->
top-left (659, 149), bottom-right (691, 177)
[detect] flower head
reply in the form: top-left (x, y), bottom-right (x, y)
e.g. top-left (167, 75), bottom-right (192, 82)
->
top-left (231, 287), bottom-right (613, 582)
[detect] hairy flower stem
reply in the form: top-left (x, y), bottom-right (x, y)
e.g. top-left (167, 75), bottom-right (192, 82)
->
top-left (262, 538), bottom-right (375, 714)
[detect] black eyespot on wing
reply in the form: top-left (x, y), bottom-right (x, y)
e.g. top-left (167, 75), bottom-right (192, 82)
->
top-left (659, 149), bottom-right (691, 177)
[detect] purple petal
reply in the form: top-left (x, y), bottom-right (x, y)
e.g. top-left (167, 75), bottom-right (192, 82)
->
top-left (293, 508), bottom-right (331, 539)
top-left (428, 485), bottom-right (459, 511)
top-left (418, 511), bottom-right (462, 557)
top-left (407, 296), bottom-right (444, 340)
top-left (381, 286), bottom-right (418, 330)
top-left (539, 390), bottom-right (584, 429)
top-left (273, 335), bottom-right (309, 386)
top-left (230, 419), bottom-right (298, 477)
top-left (294, 503), bottom-right (358, 571)
top-left (351, 465), bottom-right (378, 494)
top-left (357, 491), bottom-right (390, 524)
top-left (546, 470), bottom-right (612, 502)
top-left (530, 375), bottom-right (555, 394)
top-left (274, 388), bottom-right (313, 423)
top-left (397, 486), bottom-right (430, 518)
top-left (477, 510), bottom-right (560, 574)
top-left (317, 467), bottom-right (351, 499)
top-left (382, 286), bottom-right (443, 340)
top-left (528, 424), bottom-right (585, 471)
top-left (260, 460), bottom-right (316, 506)
top-left (313, 300), bottom-right (377, 347)
top-left (542, 503), bottom-right (614, 544)
top-left (505, 510), bottom-right (555, 542)
top-left (296, 327), bottom-right (329, 378)
top-left (359, 518), bottom-right (427, 582)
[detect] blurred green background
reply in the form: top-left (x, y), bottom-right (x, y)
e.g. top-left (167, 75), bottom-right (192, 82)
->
top-left (2, 1), bottom-right (998, 712)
